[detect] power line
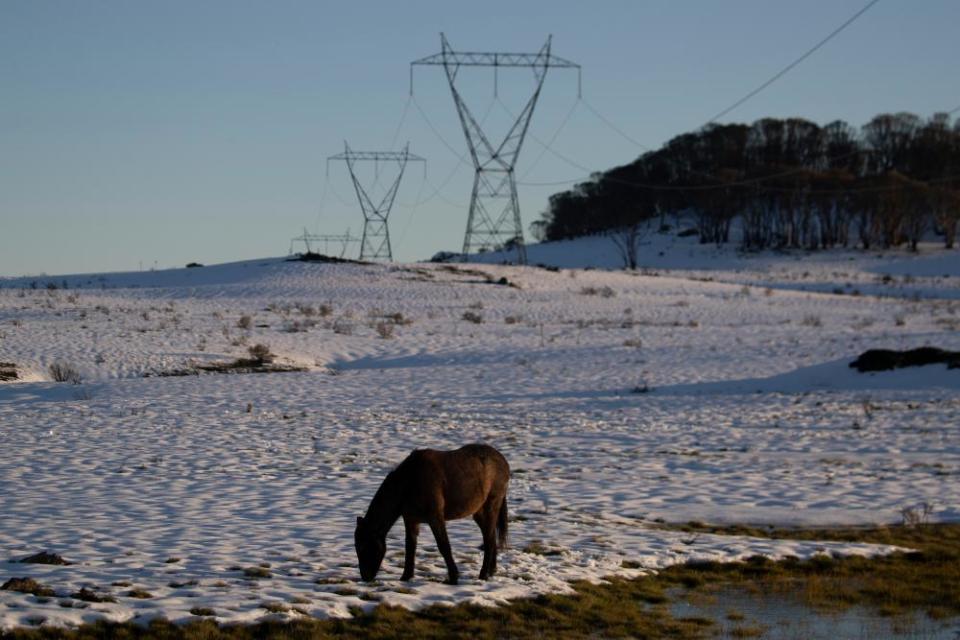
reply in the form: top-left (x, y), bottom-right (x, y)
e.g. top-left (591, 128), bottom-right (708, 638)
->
top-left (396, 168), bottom-right (429, 248)
top-left (514, 0), bottom-right (884, 191)
top-left (389, 96), bottom-right (413, 151)
top-left (706, 0), bottom-right (881, 124)
top-left (412, 95), bottom-right (467, 161)
top-left (520, 97), bottom-right (582, 181)
top-left (580, 97), bottom-right (653, 151)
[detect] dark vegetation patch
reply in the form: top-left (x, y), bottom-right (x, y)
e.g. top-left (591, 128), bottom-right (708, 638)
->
top-left (288, 252), bottom-right (368, 265)
top-left (521, 541), bottom-right (564, 557)
top-left (17, 552), bottom-right (70, 566)
top-left (2, 525), bottom-right (957, 639)
top-left (1, 578), bottom-right (54, 597)
top-left (69, 589), bottom-right (116, 604)
top-left (241, 567), bottom-right (272, 580)
top-left (0, 362), bottom-right (17, 382)
top-left (435, 265), bottom-right (520, 288)
top-left (144, 344), bottom-right (306, 377)
top-left (654, 522), bottom-right (960, 619)
top-left (850, 347), bottom-right (960, 372)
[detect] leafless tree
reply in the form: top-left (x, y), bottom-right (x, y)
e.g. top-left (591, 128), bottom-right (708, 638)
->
top-left (609, 222), bottom-right (649, 270)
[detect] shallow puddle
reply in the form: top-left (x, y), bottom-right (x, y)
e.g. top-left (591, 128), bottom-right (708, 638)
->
top-left (670, 588), bottom-right (960, 639)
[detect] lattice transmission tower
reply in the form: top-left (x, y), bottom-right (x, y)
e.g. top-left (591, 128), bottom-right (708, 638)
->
top-left (328, 143), bottom-right (425, 261)
top-left (412, 34), bottom-right (580, 264)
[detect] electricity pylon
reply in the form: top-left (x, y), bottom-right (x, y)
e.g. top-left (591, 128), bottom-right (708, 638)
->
top-left (328, 143), bottom-right (425, 261)
top-left (412, 33), bottom-right (580, 264)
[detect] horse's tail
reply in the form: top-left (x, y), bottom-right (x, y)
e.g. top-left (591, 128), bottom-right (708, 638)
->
top-left (496, 495), bottom-right (508, 549)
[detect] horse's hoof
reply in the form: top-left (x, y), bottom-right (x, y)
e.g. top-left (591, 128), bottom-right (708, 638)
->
top-left (446, 576), bottom-right (459, 586)
top-left (400, 574), bottom-right (413, 582)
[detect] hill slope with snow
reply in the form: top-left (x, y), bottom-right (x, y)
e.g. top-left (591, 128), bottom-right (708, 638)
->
top-left (1, 250), bottom-right (958, 628)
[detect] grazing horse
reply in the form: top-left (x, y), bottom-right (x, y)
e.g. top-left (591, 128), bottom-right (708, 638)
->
top-left (354, 443), bottom-right (509, 585)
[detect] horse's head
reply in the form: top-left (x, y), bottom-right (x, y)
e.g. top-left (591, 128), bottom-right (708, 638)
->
top-left (354, 516), bottom-right (386, 582)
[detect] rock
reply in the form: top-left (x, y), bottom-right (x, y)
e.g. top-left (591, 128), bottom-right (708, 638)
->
top-left (19, 551), bottom-right (70, 565)
top-left (850, 347), bottom-right (960, 372)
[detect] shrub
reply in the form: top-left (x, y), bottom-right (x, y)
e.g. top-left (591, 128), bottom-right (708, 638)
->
top-left (462, 311), bottom-right (483, 324)
top-left (247, 344), bottom-right (274, 364)
top-left (48, 361), bottom-right (82, 385)
top-left (581, 286), bottom-right (616, 298)
top-left (384, 312), bottom-right (410, 325)
top-left (332, 318), bottom-right (354, 335)
top-left (375, 321), bottom-right (395, 339)
top-left (237, 315), bottom-right (253, 330)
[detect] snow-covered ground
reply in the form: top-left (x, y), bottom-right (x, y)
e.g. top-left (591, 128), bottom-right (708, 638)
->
top-left (1, 237), bottom-right (958, 629)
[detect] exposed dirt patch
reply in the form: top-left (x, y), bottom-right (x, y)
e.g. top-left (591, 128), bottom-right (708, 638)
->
top-left (0, 362), bottom-right (18, 382)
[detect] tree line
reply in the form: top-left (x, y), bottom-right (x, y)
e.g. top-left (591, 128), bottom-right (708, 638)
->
top-left (534, 112), bottom-right (960, 252)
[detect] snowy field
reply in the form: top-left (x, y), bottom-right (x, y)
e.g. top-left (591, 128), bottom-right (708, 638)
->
top-left (1, 237), bottom-right (959, 629)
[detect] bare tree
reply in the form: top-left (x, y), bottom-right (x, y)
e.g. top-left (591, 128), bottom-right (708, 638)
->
top-left (929, 186), bottom-right (960, 249)
top-left (609, 222), bottom-right (649, 270)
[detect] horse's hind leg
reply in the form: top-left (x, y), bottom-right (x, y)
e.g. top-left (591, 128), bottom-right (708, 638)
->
top-left (401, 516), bottom-right (419, 581)
top-left (428, 519), bottom-right (459, 585)
top-left (474, 507), bottom-right (498, 579)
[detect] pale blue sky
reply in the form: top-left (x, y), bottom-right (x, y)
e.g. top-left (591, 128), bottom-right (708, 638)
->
top-left (2, 1), bottom-right (957, 276)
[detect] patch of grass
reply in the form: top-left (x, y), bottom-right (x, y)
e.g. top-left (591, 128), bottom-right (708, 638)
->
top-left (1, 578), bottom-right (54, 597)
top-left (4, 525), bottom-right (959, 640)
top-left (242, 566), bottom-right (272, 579)
top-left (125, 589), bottom-right (153, 599)
top-left (652, 522), bottom-right (960, 619)
top-left (70, 588), bottom-right (116, 603)
top-left (260, 602), bottom-right (288, 614)
top-left (168, 580), bottom-right (199, 589)
top-left (189, 607), bottom-right (216, 617)
top-left (521, 540), bottom-right (563, 557)
top-left (580, 285), bottom-right (616, 298)
top-left (728, 624), bottom-right (765, 638)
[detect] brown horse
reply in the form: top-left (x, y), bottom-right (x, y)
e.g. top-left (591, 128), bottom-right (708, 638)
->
top-left (354, 443), bottom-right (509, 585)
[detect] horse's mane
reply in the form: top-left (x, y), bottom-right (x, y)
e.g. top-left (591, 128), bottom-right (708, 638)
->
top-left (363, 456), bottom-right (415, 534)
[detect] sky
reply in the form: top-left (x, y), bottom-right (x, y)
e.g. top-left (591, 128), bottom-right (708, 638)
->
top-left (2, 0), bottom-right (958, 276)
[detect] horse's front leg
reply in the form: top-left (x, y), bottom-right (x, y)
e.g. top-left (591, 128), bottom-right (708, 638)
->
top-left (428, 519), bottom-right (459, 585)
top-left (401, 516), bottom-right (419, 581)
